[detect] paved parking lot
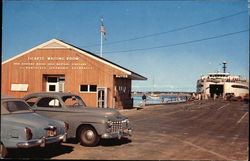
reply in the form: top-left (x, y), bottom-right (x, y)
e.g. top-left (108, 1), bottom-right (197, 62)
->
top-left (8, 99), bottom-right (249, 160)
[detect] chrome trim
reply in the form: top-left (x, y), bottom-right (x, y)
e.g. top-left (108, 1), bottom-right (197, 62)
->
top-left (44, 125), bottom-right (57, 131)
top-left (16, 133), bottom-right (67, 148)
top-left (101, 129), bottom-right (132, 139)
top-left (107, 119), bottom-right (130, 133)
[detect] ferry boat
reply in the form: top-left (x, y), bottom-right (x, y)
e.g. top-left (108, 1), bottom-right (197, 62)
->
top-left (196, 62), bottom-right (249, 99)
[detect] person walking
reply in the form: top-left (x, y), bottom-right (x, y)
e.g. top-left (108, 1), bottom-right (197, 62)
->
top-left (213, 93), bottom-right (217, 100)
top-left (142, 94), bottom-right (147, 107)
top-left (177, 95), bottom-right (181, 101)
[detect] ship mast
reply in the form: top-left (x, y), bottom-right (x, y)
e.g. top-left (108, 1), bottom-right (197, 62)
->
top-left (222, 61), bottom-right (227, 73)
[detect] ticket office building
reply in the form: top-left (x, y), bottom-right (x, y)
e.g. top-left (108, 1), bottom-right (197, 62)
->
top-left (2, 39), bottom-right (147, 109)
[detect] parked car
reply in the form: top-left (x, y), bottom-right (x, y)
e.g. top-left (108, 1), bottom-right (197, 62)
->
top-left (242, 93), bottom-right (249, 103)
top-left (224, 93), bottom-right (235, 101)
top-left (1, 95), bottom-right (68, 158)
top-left (23, 92), bottom-right (132, 147)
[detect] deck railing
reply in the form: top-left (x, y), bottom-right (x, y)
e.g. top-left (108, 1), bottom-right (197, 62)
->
top-left (199, 78), bottom-right (247, 83)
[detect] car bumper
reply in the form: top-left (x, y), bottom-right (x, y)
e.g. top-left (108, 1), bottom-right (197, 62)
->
top-left (101, 128), bottom-right (132, 139)
top-left (16, 133), bottom-right (67, 148)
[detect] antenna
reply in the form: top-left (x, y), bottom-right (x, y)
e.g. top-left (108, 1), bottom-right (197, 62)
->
top-left (222, 61), bottom-right (227, 73)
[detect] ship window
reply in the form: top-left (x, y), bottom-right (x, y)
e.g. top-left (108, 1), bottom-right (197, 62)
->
top-left (231, 85), bottom-right (248, 89)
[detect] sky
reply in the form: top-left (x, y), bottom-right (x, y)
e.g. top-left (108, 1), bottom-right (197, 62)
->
top-left (2, 1), bottom-right (249, 92)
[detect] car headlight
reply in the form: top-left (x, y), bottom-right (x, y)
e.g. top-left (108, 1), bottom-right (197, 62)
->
top-left (122, 119), bottom-right (130, 127)
top-left (122, 119), bottom-right (129, 123)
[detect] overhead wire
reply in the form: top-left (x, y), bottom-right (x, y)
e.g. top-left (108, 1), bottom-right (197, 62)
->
top-left (104, 29), bottom-right (248, 54)
top-left (82, 10), bottom-right (247, 49)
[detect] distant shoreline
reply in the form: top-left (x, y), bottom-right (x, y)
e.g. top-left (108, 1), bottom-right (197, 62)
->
top-left (132, 91), bottom-right (194, 96)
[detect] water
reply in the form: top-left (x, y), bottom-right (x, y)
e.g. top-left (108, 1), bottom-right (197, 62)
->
top-left (133, 95), bottom-right (186, 107)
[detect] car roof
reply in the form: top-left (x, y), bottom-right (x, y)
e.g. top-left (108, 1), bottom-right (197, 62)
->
top-left (1, 94), bottom-right (31, 114)
top-left (1, 94), bottom-right (17, 100)
top-left (24, 92), bottom-right (77, 98)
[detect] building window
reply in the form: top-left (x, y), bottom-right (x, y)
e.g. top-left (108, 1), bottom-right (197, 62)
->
top-left (89, 85), bottom-right (97, 92)
top-left (80, 85), bottom-right (88, 92)
top-left (80, 85), bottom-right (97, 92)
top-left (49, 85), bottom-right (56, 91)
top-left (47, 77), bottom-right (58, 83)
top-left (123, 86), bottom-right (126, 93)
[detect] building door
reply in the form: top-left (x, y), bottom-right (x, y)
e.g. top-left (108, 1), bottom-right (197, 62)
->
top-left (97, 87), bottom-right (108, 108)
top-left (46, 76), bottom-right (65, 92)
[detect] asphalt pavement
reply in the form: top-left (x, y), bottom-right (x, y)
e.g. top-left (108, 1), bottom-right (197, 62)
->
top-left (7, 99), bottom-right (249, 160)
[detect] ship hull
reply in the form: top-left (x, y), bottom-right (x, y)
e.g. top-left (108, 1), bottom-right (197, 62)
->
top-left (196, 73), bottom-right (248, 99)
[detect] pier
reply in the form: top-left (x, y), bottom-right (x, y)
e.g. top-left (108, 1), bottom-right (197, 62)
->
top-left (132, 91), bottom-right (193, 97)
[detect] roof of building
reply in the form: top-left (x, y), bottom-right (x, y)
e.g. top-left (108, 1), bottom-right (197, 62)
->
top-left (2, 39), bottom-right (147, 80)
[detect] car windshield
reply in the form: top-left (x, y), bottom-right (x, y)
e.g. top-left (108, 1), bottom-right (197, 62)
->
top-left (62, 95), bottom-right (86, 107)
top-left (3, 101), bottom-right (33, 113)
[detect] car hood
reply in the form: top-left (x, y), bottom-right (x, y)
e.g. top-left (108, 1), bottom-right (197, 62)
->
top-left (65, 106), bottom-right (124, 118)
top-left (3, 112), bottom-right (61, 130)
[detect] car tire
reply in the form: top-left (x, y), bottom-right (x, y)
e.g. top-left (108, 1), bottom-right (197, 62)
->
top-left (0, 142), bottom-right (8, 159)
top-left (78, 126), bottom-right (100, 147)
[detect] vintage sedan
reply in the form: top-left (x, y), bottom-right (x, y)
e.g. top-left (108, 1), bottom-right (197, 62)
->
top-left (23, 92), bottom-right (132, 147)
top-left (0, 95), bottom-right (68, 158)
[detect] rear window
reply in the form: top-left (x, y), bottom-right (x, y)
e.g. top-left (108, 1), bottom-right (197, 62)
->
top-left (36, 97), bottom-right (62, 108)
top-left (3, 101), bottom-right (32, 113)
